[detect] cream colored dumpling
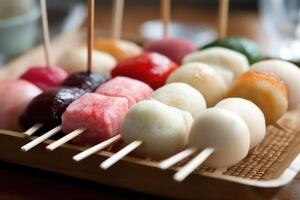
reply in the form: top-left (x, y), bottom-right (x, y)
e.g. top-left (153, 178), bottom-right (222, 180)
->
top-left (188, 108), bottom-right (250, 168)
top-left (183, 47), bottom-right (249, 85)
top-left (121, 100), bottom-right (192, 160)
top-left (167, 62), bottom-right (227, 107)
top-left (152, 83), bottom-right (207, 117)
top-left (251, 59), bottom-right (300, 110)
top-left (57, 47), bottom-right (117, 73)
top-left (216, 98), bottom-right (266, 149)
top-left (176, 108), bottom-right (194, 135)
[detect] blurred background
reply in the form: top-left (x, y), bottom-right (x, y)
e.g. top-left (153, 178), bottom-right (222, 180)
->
top-left (0, 0), bottom-right (300, 64)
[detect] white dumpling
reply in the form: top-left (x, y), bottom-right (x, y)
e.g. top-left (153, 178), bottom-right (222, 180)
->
top-left (121, 100), bottom-right (192, 160)
top-left (251, 59), bottom-right (300, 110)
top-left (152, 83), bottom-right (207, 118)
top-left (216, 98), bottom-right (266, 149)
top-left (183, 47), bottom-right (249, 85)
top-left (167, 62), bottom-right (227, 107)
top-left (188, 107), bottom-right (250, 168)
top-left (57, 47), bottom-right (117, 73)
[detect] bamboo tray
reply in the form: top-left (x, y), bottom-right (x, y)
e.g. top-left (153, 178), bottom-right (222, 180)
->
top-left (1, 31), bottom-right (300, 200)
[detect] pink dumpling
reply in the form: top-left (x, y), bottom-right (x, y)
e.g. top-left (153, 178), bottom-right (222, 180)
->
top-left (96, 76), bottom-right (153, 107)
top-left (20, 66), bottom-right (68, 91)
top-left (0, 80), bottom-right (42, 131)
top-left (144, 37), bottom-right (197, 64)
top-left (62, 93), bottom-right (129, 146)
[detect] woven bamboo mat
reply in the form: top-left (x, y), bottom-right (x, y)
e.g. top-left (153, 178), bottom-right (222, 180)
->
top-left (157, 110), bottom-right (300, 180)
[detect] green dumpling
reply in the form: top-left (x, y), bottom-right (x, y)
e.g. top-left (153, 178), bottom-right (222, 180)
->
top-left (201, 37), bottom-right (263, 64)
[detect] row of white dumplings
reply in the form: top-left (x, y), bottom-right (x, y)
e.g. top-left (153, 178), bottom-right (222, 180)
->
top-left (105, 47), bottom-right (300, 181)
top-left (121, 85), bottom-right (265, 181)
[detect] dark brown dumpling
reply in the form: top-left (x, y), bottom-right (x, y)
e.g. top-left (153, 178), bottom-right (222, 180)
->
top-left (61, 72), bottom-right (110, 92)
top-left (19, 87), bottom-right (86, 129)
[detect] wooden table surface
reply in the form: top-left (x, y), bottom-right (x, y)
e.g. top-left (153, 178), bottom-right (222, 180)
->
top-left (0, 3), bottom-right (298, 200)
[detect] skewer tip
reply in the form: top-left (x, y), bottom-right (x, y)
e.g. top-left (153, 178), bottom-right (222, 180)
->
top-left (46, 146), bottom-right (53, 151)
top-left (100, 162), bottom-right (110, 170)
top-left (20, 146), bottom-right (28, 152)
top-left (99, 140), bottom-right (142, 170)
top-left (173, 148), bottom-right (214, 182)
top-left (273, 121), bottom-right (288, 132)
top-left (174, 172), bottom-right (185, 182)
top-left (72, 134), bottom-right (121, 162)
top-left (72, 156), bottom-right (81, 162)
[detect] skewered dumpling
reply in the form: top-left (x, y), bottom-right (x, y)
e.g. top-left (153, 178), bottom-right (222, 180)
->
top-left (96, 76), bottom-right (153, 108)
top-left (20, 87), bottom-right (87, 129)
top-left (227, 71), bottom-right (288, 124)
top-left (57, 47), bottom-right (117, 73)
top-left (183, 47), bottom-right (249, 85)
top-left (20, 66), bottom-right (68, 91)
top-left (251, 59), bottom-right (300, 110)
top-left (111, 52), bottom-right (177, 89)
top-left (144, 37), bottom-right (196, 64)
top-left (152, 82), bottom-right (206, 117)
top-left (188, 107), bottom-right (250, 168)
top-left (167, 62), bottom-right (227, 107)
top-left (121, 100), bottom-right (193, 160)
top-left (61, 72), bottom-right (110, 92)
top-left (216, 98), bottom-right (266, 149)
top-left (0, 80), bottom-right (42, 131)
top-left (201, 37), bottom-right (263, 64)
top-left (62, 93), bottom-right (129, 146)
top-left (95, 38), bottom-right (142, 61)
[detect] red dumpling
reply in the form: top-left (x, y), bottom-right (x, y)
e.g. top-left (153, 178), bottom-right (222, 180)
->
top-left (96, 76), bottom-right (153, 107)
top-left (111, 52), bottom-right (177, 89)
top-left (20, 66), bottom-right (68, 91)
top-left (62, 93), bottom-right (129, 145)
top-left (144, 37), bottom-right (196, 64)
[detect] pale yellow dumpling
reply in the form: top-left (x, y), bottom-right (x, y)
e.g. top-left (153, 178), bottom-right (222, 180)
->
top-left (152, 82), bottom-right (207, 118)
top-left (183, 47), bottom-right (249, 85)
top-left (167, 62), bottom-right (227, 107)
top-left (57, 47), bottom-right (117, 73)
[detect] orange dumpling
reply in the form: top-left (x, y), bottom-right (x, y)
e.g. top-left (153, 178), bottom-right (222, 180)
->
top-left (94, 38), bottom-right (142, 61)
top-left (227, 71), bottom-right (288, 124)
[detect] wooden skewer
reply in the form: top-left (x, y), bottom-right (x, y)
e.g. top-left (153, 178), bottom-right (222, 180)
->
top-left (40, 0), bottom-right (52, 66)
top-left (161, 0), bottom-right (170, 38)
top-left (111, 0), bottom-right (124, 40)
top-left (46, 128), bottom-right (86, 151)
top-left (87, 0), bottom-right (95, 73)
top-left (24, 123), bottom-right (44, 136)
top-left (100, 141), bottom-right (142, 170)
top-left (21, 125), bottom-right (62, 151)
top-left (273, 121), bottom-right (289, 132)
top-left (73, 134), bottom-right (121, 162)
top-left (218, 0), bottom-right (229, 38)
top-left (22, 1), bottom-right (53, 137)
top-left (42, 0), bottom-right (94, 151)
top-left (214, 167), bottom-right (227, 175)
top-left (174, 148), bottom-right (215, 182)
top-left (22, 0), bottom-right (53, 137)
top-left (276, 109), bottom-right (300, 132)
top-left (158, 148), bottom-right (197, 170)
